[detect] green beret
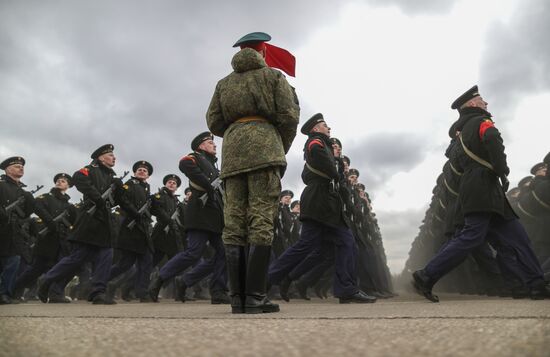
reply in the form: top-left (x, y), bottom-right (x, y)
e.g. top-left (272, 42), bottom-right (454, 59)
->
top-left (233, 32), bottom-right (271, 47)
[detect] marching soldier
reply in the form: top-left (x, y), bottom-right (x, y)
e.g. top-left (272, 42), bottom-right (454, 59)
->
top-left (38, 144), bottom-right (123, 304)
top-left (268, 113), bottom-right (376, 304)
top-left (106, 161), bottom-right (154, 303)
top-left (14, 173), bottom-right (76, 303)
top-left (149, 132), bottom-right (229, 304)
top-left (0, 156), bottom-right (35, 304)
top-left (273, 190), bottom-right (294, 257)
top-left (206, 32), bottom-right (300, 314)
top-left (413, 85), bottom-right (549, 301)
top-left (150, 174), bottom-right (185, 269)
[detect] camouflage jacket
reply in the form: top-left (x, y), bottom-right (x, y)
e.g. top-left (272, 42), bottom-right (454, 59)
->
top-left (206, 48), bottom-right (300, 178)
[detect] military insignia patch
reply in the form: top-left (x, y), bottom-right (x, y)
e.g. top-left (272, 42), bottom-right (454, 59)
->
top-left (123, 184), bottom-right (129, 190)
top-left (155, 193), bottom-right (161, 199)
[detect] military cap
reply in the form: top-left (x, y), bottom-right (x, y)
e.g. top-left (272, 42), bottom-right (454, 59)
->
top-left (91, 144), bottom-right (114, 159)
top-left (280, 190), bottom-right (294, 198)
top-left (544, 152), bottom-right (550, 165)
top-left (132, 160), bottom-right (153, 175)
top-left (290, 200), bottom-right (300, 209)
top-left (451, 85), bottom-right (480, 110)
top-left (530, 162), bottom-right (547, 175)
top-left (54, 173), bottom-right (73, 187)
top-left (184, 187), bottom-right (192, 194)
top-left (518, 176), bottom-right (533, 187)
top-left (163, 174), bottom-right (181, 187)
top-left (233, 32), bottom-right (271, 48)
top-left (356, 183), bottom-right (365, 191)
top-left (348, 168), bottom-right (360, 177)
top-left (331, 137), bottom-right (342, 148)
top-left (342, 155), bottom-right (350, 165)
top-left (300, 113), bottom-right (325, 134)
top-left (192, 131), bottom-right (214, 151)
top-left (0, 156), bottom-right (25, 170)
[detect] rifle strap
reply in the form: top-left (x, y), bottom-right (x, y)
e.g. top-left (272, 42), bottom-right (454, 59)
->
top-left (189, 181), bottom-right (207, 192)
top-left (459, 133), bottom-right (495, 171)
top-left (305, 163), bottom-right (332, 180)
top-left (532, 191), bottom-right (550, 210)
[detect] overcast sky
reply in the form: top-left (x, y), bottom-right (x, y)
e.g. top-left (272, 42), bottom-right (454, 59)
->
top-left (1, 0), bottom-right (549, 273)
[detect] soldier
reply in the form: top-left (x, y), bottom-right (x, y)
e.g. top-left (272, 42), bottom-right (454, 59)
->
top-left (14, 173), bottom-right (76, 303)
top-left (273, 190), bottom-right (294, 257)
top-left (0, 156), bottom-right (35, 304)
top-left (206, 32), bottom-right (300, 313)
top-left (38, 144), bottom-right (123, 304)
top-left (106, 161), bottom-right (154, 303)
top-left (268, 113), bottom-right (376, 304)
top-left (150, 174), bottom-right (185, 271)
top-left (412, 85), bottom-right (549, 301)
top-left (149, 132), bottom-right (229, 304)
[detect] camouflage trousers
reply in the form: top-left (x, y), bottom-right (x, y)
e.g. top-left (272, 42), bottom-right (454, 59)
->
top-left (222, 167), bottom-right (281, 246)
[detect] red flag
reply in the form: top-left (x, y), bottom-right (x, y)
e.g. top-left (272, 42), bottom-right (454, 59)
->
top-left (265, 43), bottom-right (296, 77)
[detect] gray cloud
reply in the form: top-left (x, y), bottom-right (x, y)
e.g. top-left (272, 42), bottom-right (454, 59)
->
top-left (344, 132), bottom-right (432, 191)
top-left (367, 0), bottom-right (457, 14)
top-left (480, 0), bottom-right (550, 119)
top-left (0, 0), bottom-right (344, 193)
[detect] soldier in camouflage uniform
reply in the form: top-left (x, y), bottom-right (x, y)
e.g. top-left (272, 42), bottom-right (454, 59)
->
top-left (206, 32), bottom-right (299, 313)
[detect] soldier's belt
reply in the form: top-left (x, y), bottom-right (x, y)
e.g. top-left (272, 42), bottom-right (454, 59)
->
top-left (235, 116), bottom-right (268, 124)
top-left (189, 181), bottom-right (207, 192)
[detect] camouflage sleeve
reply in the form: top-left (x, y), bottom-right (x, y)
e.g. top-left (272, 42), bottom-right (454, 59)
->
top-left (206, 83), bottom-right (228, 137)
top-left (272, 73), bottom-right (300, 154)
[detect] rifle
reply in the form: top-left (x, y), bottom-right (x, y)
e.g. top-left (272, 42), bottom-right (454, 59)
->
top-left (38, 209), bottom-right (72, 236)
top-left (164, 207), bottom-right (183, 233)
top-left (127, 198), bottom-right (152, 229)
top-left (4, 184), bottom-right (43, 219)
top-left (86, 171), bottom-right (129, 215)
top-left (198, 177), bottom-right (224, 206)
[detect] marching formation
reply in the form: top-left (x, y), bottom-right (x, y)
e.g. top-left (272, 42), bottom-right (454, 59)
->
top-left (0, 32), bottom-right (394, 312)
top-left (406, 86), bottom-right (550, 302)
top-left (2, 32), bottom-right (549, 312)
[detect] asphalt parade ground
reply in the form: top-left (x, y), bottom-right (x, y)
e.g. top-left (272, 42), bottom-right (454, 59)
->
top-left (0, 294), bottom-right (549, 357)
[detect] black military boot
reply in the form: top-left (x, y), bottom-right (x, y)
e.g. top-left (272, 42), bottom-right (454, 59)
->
top-left (148, 276), bottom-right (164, 302)
top-left (295, 279), bottom-right (311, 300)
top-left (529, 283), bottom-right (550, 300)
top-left (37, 279), bottom-right (51, 303)
top-left (339, 290), bottom-right (377, 304)
top-left (210, 290), bottom-right (231, 304)
top-left (225, 244), bottom-right (247, 313)
top-left (279, 277), bottom-right (292, 302)
top-left (245, 245), bottom-right (280, 314)
top-left (174, 276), bottom-right (187, 303)
top-left (412, 270), bottom-right (439, 303)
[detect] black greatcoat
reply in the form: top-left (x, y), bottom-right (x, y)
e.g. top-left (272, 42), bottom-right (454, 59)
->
top-left (179, 150), bottom-right (223, 234)
top-left (115, 177), bottom-right (151, 254)
top-left (299, 133), bottom-right (347, 228)
top-left (33, 188), bottom-right (76, 259)
top-left (151, 187), bottom-right (185, 256)
top-left (69, 162), bottom-right (119, 247)
top-left (451, 107), bottom-right (516, 219)
top-left (0, 175), bottom-right (35, 256)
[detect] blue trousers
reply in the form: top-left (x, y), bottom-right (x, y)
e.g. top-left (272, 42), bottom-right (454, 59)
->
top-left (15, 255), bottom-right (68, 298)
top-left (0, 255), bottom-right (20, 297)
top-left (109, 250), bottom-right (152, 298)
top-left (159, 230), bottom-right (227, 291)
top-left (268, 221), bottom-right (358, 298)
top-left (43, 243), bottom-right (113, 299)
top-left (425, 213), bottom-right (544, 288)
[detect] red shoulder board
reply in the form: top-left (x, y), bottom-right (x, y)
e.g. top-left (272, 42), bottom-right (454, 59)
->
top-left (180, 155), bottom-right (196, 164)
top-left (479, 119), bottom-right (495, 139)
top-left (78, 167), bottom-right (89, 176)
top-left (307, 139), bottom-right (324, 152)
